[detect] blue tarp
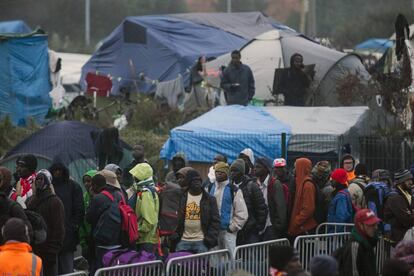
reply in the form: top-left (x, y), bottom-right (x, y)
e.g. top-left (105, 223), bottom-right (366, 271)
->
top-left (82, 13), bottom-right (294, 94)
top-left (160, 105), bottom-right (291, 163)
top-left (0, 35), bottom-right (51, 125)
top-left (0, 20), bottom-right (31, 34)
top-left (355, 38), bottom-right (393, 53)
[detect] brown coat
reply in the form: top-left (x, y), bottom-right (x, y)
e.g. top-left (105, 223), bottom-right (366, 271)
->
top-left (288, 158), bottom-right (317, 236)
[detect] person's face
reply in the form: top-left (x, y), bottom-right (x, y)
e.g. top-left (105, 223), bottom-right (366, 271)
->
top-left (16, 164), bottom-right (31, 179)
top-left (362, 223), bottom-right (378, 238)
top-left (215, 171), bottom-right (228, 182)
top-left (115, 170), bottom-right (122, 183)
top-left (273, 167), bottom-right (286, 178)
top-left (83, 175), bottom-right (93, 192)
top-left (189, 177), bottom-right (202, 194)
top-left (254, 163), bottom-right (268, 178)
top-left (133, 145), bottom-right (144, 160)
top-left (173, 158), bottom-right (185, 172)
top-left (35, 174), bottom-right (45, 190)
top-left (293, 55), bottom-right (303, 69)
top-left (52, 169), bottom-right (63, 178)
top-left (402, 179), bottom-right (414, 191)
top-left (231, 53), bottom-right (241, 66)
top-left (285, 257), bottom-right (302, 272)
top-left (230, 167), bottom-right (243, 182)
top-left (213, 155), bottom-right (225, 165)
top-left (176, 173), bottom-right (186, 188)
top-left (342, 159), bottom-right (354, 172)
top-left (200, 56), bottom-right (206, 64)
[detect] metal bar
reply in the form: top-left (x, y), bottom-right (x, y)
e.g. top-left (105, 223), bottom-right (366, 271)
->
top-left (94, 260), bottom-right (163, 276)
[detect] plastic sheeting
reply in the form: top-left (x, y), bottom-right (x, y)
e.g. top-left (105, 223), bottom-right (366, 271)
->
top-left (160, 105), bottom-right (291, 163)
top-left (0, 35), bottom-right (51, 125)
top-left (0, 20), bottom-right (31, 34)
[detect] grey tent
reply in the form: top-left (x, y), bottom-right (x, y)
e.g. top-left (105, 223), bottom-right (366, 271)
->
top-left (206, 30), bottom-right (370, 106)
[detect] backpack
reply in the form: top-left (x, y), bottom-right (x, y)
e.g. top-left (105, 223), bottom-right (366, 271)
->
top-left (102, 249), bottom-right (156, 267)
top-left (94, 191), bottom-right (138, 246)
top-left (24, 210), bottom-right (47, 245)
top-left (364, 182), bottom-right (391, 220)
top-left (305, 179), bottom-right (328, 224)
top-left (158, 186), bottom-right (182, 236)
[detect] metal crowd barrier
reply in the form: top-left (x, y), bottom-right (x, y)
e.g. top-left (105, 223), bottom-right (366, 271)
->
top-left (233, 238), bottom-right (290, 275)
top-left (60, 272), bottom-right (88, 276)
top-left (293, 232), bottom-right (351, 271)
top-left (94, 260), bottom-right (164, 276)
top-left (315, 223), bottom-right (354, 234)
top-left (165, 249), bottom-right (232, 276)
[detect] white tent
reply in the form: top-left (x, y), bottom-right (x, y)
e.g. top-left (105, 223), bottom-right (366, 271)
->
top-left (57, 52), bottom-right (91, 86)
top-left (206, 30), bottom-right (370, 105)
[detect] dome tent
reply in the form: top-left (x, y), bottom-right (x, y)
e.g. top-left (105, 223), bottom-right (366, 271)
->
top-left (206, 30), bottom-right (370, 106)
top-left (0, 121), bottom-right (133, 185)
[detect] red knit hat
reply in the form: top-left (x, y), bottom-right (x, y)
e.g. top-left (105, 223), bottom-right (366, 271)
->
top-left (331, 168), bottom-right (348, 185)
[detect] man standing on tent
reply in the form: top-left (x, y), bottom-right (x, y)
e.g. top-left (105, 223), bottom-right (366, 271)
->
top-left (220, 50), bottom-right (255, 106)
top-left (277, 53), bottom-right (313, 106)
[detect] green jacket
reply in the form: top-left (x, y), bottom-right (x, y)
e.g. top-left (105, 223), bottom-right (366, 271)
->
top-left (134, 180), bottom-right (159, 244)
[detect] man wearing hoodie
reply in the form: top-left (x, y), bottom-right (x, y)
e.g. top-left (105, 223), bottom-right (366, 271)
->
top-left (208, 162), bottom-right (248, 254)
top-left (341, 154), bottom-right (356, 182)
top-left (15, 154), bottom-right (38, 208)
top-left (230, 159), bottom-right (267, 245)
top-left (327, 169), bottom-right (354, 232)
top-left (165, 152), bottom-right (187, 184)
top-left (239, 148), bottom-right (255, 177)
top-left (255, 157), bottom-right (287, 240)
top-left (49, 162), bottom-right (84, 275)
top-left (129, 163), bottom-right (159, 253)
top-left (288, 158), bottom-right (317, 237)
top-left (175, 169), bottom-right (220, 253)
top-left (26, 169), bottom-right (65, 276)
top-left (336, 209), bottom-right (380, 276)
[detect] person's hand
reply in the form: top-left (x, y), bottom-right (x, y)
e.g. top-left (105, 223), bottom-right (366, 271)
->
top-left (16, 181), bottom-right (22, 196)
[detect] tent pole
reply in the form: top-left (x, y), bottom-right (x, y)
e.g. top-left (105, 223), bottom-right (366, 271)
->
top-left (226, 0), bottom-right (232, 13)
top-left (85, 0), bottom-right (90, 46)
top-left (281, 133), bottom-right (287, 160)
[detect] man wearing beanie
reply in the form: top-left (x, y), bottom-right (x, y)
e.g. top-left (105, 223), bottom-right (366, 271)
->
top-left (207, 162), bottom-right (247, 254)
top-left (327, 169), bottom-right (354, 232)
top-left (230, 159), bottom-right (267, 245)
top-left (255, 157), bottom-right (287, 241)
top-left (15, 154), bottom-right (38, 208)
top-left (129, 163), bottom-right (159, 253)
top-left (384, 169), bottom-right (414, 245)
top-left (310, 255), bottom-right (338, 276)
top-left (174, 169), bottom-right (220, 253)
top-left (26, 170), bottom-right (65, 276)
top-left (336, 209), bottom-right (380, 276)
top-left (0, 218), bottom-right (42, 276)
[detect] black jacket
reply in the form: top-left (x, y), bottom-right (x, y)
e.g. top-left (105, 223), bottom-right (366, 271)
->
top-left (384, 187), bottom-right (414, 243)
top-left (175, 190), bottom-right (220, 249)
top-left (221, 63), bottom-right (255, 106)
top-left (86, 185), bottom-right (119, 230)
top-left (336, 228), bottom-right (377, 276)
top-left (49, 163), bottom-right (84, 252)
top-left (236, 176), bottom-right (268, 236)
top-left (268, 177), bottom-right (288, 237)
top-left (0, 193), bottom-right (29, 243)
top-left (26, 189), bottom-right (65, 261)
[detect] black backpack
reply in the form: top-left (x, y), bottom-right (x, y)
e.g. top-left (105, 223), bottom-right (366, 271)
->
top-left (305, 179), bottom-right (328, 224)
top-left (158, 186), bottom-right (182, 236)
top-left (24, 210), bottom-right (47, 245)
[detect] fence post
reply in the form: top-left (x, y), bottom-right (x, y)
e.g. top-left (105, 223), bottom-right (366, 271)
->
top-left (281, 132), bottom-right (287, 160)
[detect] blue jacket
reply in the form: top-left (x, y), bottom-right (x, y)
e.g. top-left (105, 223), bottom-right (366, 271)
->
top-left (327, 189), bottom-right (353, 231)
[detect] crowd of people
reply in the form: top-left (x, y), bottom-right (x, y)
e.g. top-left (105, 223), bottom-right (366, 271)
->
top-left (0, 145), bottom-right (413, 276)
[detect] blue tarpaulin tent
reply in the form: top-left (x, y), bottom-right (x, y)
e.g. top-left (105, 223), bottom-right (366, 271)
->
top-left (160, 105), bottom-right (291, 163)
top-left (0, 27), bottom-right (51, 126)
top-left (0, 20), bottom-right (31, 34)
top-left (355, 38), bottom-right (393, 53)
top-left (81, 12), bottom-right (294, 94)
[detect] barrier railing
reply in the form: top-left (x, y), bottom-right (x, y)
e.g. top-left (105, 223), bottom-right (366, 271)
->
top-left (94, 260), bottom-right (164, 276)
top-left (376, 237), bottom-right (391, 275)
top-left (293, 232), bottom-right (351, 271)
top-left (60, 272), bottom-right (88, 276)
top-left (315, 223), bottom-right (354, 234)
top-left (233, 238), bottom-right (290, 275)
top-left (165, 249), bottom-right (232, 276)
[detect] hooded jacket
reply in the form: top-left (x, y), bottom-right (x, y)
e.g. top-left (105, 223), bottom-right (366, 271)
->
top-left (175, 189), bottom-right (220, 249)
top-left (288, 158), bottom-right (317, 236)
top-left (327, 184), bottom-right (354, 229)
top-left (49, 162), bottom-right (84, 252)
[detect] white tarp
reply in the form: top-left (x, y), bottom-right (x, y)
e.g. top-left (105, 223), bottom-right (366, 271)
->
top-left (57, 52), bottom-right (91, 85)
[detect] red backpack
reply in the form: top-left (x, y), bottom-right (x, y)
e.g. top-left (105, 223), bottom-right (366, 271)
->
top-left (101, 191), bottom-right (139, 245)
